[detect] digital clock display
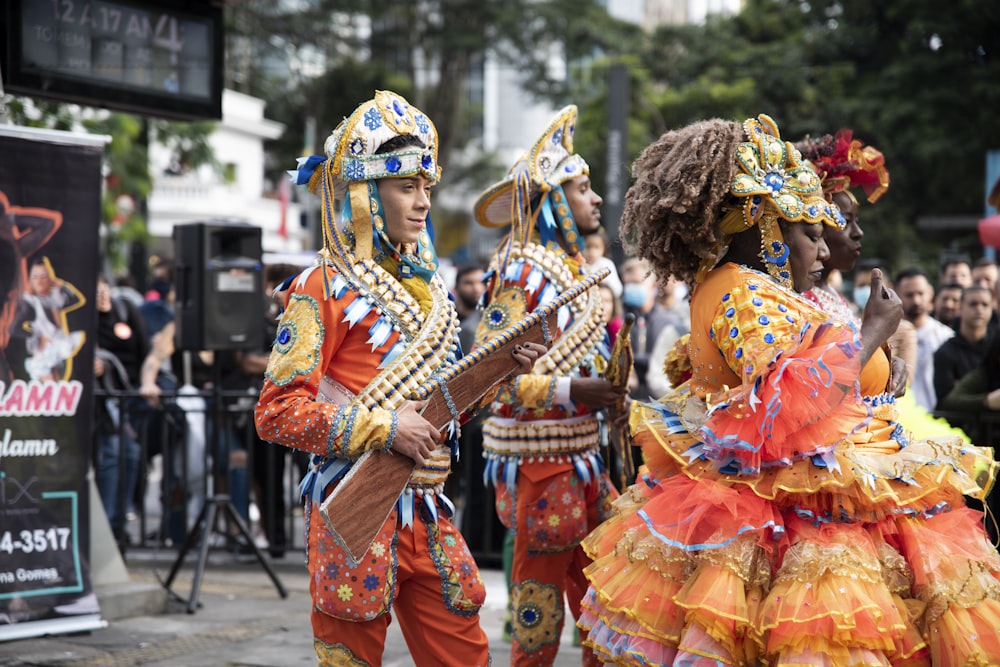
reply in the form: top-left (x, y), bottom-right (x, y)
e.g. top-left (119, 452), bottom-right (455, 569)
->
top-left (3, 0), bottom-right (223, 120)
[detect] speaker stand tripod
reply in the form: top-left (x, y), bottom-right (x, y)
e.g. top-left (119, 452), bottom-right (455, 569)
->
top-left (163, 492), bottom-right (288, 613)
top-left (162, 355), bottom-right (287, 613)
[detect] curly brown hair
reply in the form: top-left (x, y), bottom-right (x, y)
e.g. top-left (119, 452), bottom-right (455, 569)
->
top-left (619, 119), bottom-right (743, 286)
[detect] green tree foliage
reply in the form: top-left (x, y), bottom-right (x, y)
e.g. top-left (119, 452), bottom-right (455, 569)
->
top-left (802, 0), bottom-right (1000, 272)
top-left (152, 120), bottom-right (219, 177)
top-left (224, 0), bottom-right (638, 186)
top-left (567, 0), bottom-right (1000, 274)
top-left (226, 0), bottom-right (999, 273)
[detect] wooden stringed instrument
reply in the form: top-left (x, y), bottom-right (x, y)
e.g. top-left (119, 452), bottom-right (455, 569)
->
top-left (320, 269), bottom-right (608, 562)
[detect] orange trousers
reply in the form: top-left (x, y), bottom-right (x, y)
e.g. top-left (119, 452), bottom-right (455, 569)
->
top-left (311, 515), bottom-right (490, 667)
top-left (502, 462), bottom-right (606, 667)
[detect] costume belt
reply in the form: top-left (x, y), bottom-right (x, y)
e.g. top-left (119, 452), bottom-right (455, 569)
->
top-left (481, 414), bottom-right (605, 489)
top-left (482, 413), bottom-right (600, 458)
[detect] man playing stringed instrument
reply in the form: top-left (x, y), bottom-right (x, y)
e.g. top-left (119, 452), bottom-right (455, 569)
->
top-left (254, 91), bottom-right (543, 667)
top-left (473, 105), bottom-right (627, 667)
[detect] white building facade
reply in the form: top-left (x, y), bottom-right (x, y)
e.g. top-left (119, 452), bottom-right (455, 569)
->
top-left (147, 89), bottom-right (303, 257)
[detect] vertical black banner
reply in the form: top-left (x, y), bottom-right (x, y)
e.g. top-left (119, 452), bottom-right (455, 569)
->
top-left (605, 62), bottom-right (630, 266)
top-left (0, 128), bottom-right (104, 640)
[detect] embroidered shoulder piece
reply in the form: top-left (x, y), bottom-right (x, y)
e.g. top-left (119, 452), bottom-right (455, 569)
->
top-left (266, 293), bottom-right (325, 387)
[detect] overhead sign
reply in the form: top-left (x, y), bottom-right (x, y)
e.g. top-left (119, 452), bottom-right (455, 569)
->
top-left (2, 0), bottom-right (223, 120)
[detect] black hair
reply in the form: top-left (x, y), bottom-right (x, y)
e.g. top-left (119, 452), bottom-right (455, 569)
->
top-left (894, 266), bottom-right (931, 285)
top-left (455, 263), bottom-right (485, 283)
top-left (940, 254), bottom-right (972, 271)
top-left (973, 256), bottom-right (998, 269)
top-left (375, 134), bottom-right (425, 155)
top-left (960, 285), bottom-right (993, 303)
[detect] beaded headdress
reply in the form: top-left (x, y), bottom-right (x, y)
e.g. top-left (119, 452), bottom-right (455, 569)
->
top-left (289, 91), bottom-right (442, 287)
top-left (473, 105), bottom-right (590, 256)
top-left (710, 114), bottom-right (842, 287)
top-left (796, 129), bottom-right (890, 205)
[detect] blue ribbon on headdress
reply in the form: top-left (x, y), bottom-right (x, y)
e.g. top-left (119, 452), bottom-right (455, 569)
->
top-left (288, 155), bottom-right (326, 185)
top-left (535, 183), bottom-right (582, 254)
top-left (538, 196), bottom-right (560, 249)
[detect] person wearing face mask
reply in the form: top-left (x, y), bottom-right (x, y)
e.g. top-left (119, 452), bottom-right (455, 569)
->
top-left (620, 257), bottom-right (675, 400)
top-left (576, 114), bottom-right (999, 665)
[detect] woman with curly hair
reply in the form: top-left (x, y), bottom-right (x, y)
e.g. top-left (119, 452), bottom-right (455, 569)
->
top-left (577, 115), bottom-right (1000, 665)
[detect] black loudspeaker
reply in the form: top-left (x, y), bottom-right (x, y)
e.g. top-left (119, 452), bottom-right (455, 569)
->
top-left (173, 221), bottom-right (264, 350)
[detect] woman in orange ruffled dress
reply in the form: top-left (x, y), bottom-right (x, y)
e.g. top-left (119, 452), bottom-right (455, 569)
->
top-left (578, 115), bottom-right (1000, 666)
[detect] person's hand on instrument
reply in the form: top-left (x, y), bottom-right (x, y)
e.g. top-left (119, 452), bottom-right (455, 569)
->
top-left (570, 376), bottom-right (627, 409)
top-left (511, 342), bottom-right (546, 375)
top-left (391, 399), bottom-right (439, 466)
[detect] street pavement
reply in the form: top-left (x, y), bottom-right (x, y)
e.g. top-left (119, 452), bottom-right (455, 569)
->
top-left (0, 547), bottom-right (585, 666)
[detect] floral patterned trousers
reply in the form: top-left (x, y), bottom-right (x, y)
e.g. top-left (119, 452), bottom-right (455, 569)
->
top-left (309, 500), bottom-right (490, 666)
top-left (497, 462), bottom-right (611, 667)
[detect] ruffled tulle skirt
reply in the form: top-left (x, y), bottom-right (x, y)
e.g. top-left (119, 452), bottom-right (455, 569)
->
top-left (578, 390), bottom-right (1000, 666)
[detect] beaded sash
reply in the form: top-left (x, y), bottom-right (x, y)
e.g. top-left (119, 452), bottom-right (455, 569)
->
top-left (483, 414), bottom-right (601, 458)
top-left (324, 258), bottom-right (459, 491)
top-left (507, 243), bottom-right (606, 375)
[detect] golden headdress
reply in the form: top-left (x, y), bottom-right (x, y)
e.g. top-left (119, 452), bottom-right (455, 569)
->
top-left (289, 91), bottom-right (442, 286)
top-left (473, 106), bottom-right (590, 256)
top-left (707, 115), bottom-right (842, 287)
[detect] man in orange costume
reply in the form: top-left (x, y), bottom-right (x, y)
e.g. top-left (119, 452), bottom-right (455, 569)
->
top-left (473, 106), bottom-right (625, 666)
top-left (255, 91), bottom-right (540, 666)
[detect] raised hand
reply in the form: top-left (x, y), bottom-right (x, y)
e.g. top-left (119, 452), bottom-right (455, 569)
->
top-left (859, 269), bottom-right (903, 367)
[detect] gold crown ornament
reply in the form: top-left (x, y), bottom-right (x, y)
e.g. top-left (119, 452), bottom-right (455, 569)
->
top-left (711, 114), bottom-right (842, 288)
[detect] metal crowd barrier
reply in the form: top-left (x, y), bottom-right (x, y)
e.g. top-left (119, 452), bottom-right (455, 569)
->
top-left (92, 386), bottom-right (307, 557)
top-left (91, 386), bottom-right (1000, 561)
